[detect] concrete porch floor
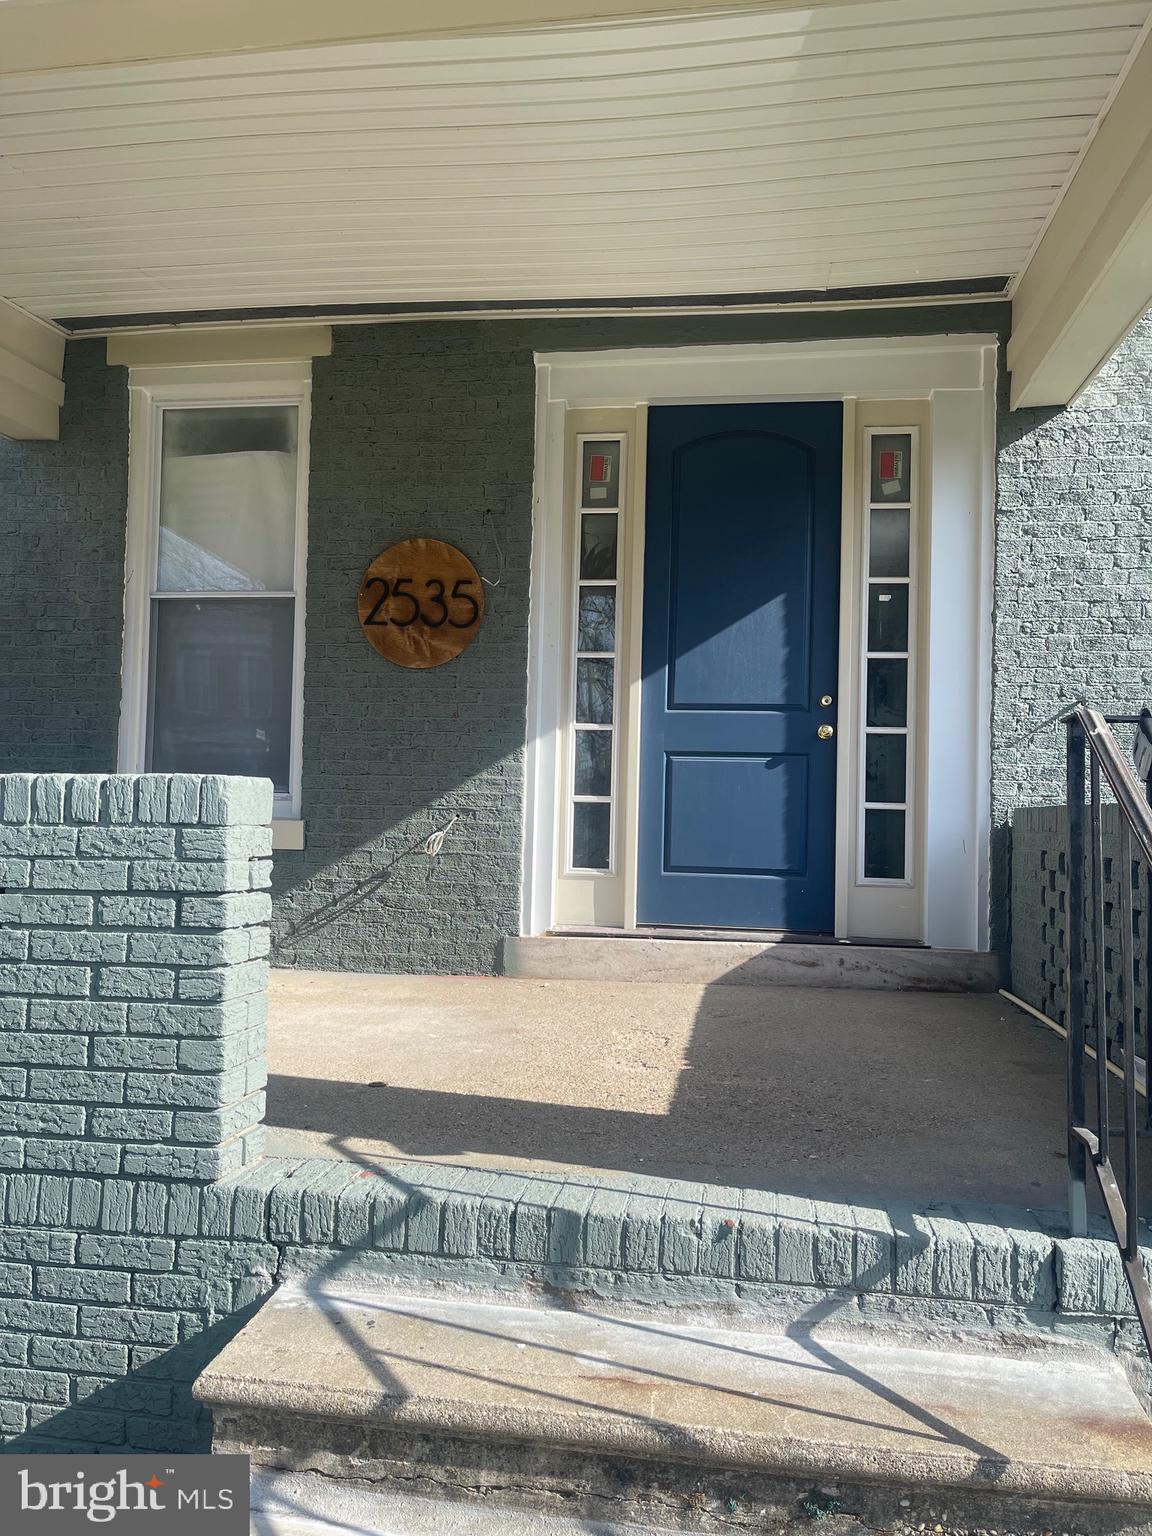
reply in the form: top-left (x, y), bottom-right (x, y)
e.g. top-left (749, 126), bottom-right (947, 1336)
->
top-left (261, 970), bottom-right (1131, 1212)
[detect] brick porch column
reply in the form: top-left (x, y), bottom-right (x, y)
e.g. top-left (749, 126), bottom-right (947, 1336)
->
top-left (0, 774), bottom-right (270, 1181)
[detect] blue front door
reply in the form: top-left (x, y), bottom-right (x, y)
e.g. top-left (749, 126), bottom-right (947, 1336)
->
top-left (638, 403), bottom-right (842, 932)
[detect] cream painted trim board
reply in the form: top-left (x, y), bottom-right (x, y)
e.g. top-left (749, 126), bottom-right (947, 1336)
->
top-left (272, 820), bottom-right (306, 851)
top-left (524, 335), bottom-right (997, 952)
top-left (1008, 22), bottom-right (1152, 407)
top-left (0, 295), bottom-right (65, 440)
top-left (107, 327), bottom-right (332, 369)
top-left (117, 361), bottom-right (312, 822)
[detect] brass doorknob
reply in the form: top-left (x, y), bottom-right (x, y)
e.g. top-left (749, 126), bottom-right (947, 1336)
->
top-left (818, 724), bottom-right (834, 740)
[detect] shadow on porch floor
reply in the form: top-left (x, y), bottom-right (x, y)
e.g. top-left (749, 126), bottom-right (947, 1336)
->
top-left (261, 969), bottom-right (1148, 1215)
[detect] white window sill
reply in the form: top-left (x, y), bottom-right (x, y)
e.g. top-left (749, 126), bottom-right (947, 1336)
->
top-left (272, 819), bottom-right (305, 851)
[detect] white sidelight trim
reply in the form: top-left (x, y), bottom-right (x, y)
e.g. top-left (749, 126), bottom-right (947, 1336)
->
top-left (925, 386), bottom-right (996, 952)
top-left (525, 334), bottom-right (998, 952)
top-left (522, 368), bottom-right (566, 940)
top-left (117, 359), bottom-right (312, 821)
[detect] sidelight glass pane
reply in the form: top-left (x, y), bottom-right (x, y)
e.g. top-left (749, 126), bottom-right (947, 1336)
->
top-left (576, 658), bottom-right (614, 725)
top-left (574, 729), bottom-right (613, 797)
top-left (869, 507), bottom-right (910, 578)
top-left (577, 587), bottom-right (616, 653)
top-left (157, 405), bottom-right (298, 592)
top-left (865, 734), bottom-right (907, 804)
top-left (869, 433), bottom-right (912, 503)
top-left (581, 440), bottom-right (621, 507)
top-left (867, 584), bottom-right (909, 652)
top-left (572, 802), bottom-right (611, 870)
top-left (579, 514), bottom-right (618, 580)
top-left (148, 598), bottom-right (294, 794)
top-left (866, 658), bottom-right (908, 728)
top-left (864, 808), bottom-right (906, 880)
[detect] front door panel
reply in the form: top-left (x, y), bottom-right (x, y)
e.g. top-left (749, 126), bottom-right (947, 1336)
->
top-left (638, 403), bottom-right (842, 931)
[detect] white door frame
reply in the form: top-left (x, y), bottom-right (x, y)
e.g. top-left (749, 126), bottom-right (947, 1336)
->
top-left (523, 335), bottom-right (998, 952)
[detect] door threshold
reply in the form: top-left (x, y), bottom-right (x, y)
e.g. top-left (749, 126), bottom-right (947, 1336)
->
top-left (550, 925), bottom-right (927, 949)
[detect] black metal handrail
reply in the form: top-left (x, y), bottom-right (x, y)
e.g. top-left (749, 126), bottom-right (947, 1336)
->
top-left (1066, 704), bottom-right (1152, 1356)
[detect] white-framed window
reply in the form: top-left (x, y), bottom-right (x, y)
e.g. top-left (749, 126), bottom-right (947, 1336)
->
top-left (566, 434), bottom-right (626, 875)
top-left (857, 425), bottom-right (917, 885)
top-left (118, 363), bottom-right (311, 822)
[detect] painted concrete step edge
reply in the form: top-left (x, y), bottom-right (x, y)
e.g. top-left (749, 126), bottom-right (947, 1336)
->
top-left (198, 1288), bottom-right (1152, 1510)
top-left (501, 936), bottom-right (1002, 991)
top-left (39, 1155), bottom-right (1142, 1340)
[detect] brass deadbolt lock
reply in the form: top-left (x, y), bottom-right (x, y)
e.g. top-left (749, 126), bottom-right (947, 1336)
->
top-left (818, 724), bottom-right (835, 740)
top-left (820, 694), bottom-right (834, 707)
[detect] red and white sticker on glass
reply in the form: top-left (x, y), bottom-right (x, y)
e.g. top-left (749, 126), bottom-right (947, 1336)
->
top-left (879, 448), bottom-right (904, 497)
top-left (582, 440), bottom-right (619, 507)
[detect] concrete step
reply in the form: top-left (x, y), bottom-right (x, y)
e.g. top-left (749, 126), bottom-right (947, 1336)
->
top-left (199, 1287), bottom-right (1152, 1536)
top-left (252, 1469), bottom-right (686, 1535)
top-left (502, 935), bottom-right (1001, 991)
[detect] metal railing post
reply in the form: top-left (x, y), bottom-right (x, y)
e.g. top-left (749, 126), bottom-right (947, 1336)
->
top-left (1089, 753), bottom-right (1109, 1158)
top-left (1063, 706), bottom-right (1152, 1357)
top-left (1066, 715), bottom-right (1089, 1238)
top-left (1118, 814), bottom-right (1139, 1262)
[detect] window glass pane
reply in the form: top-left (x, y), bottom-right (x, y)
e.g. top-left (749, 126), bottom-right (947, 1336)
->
top-left (869, 507), bottom-right (910, 578)
top-left (867, 584), bottom-right (909, 652)
top-left (866, 658), bottom-right (907, 727)
top-left (577, 587), bottom-right (616, 653)
top-left (574, 729), bottom-right (612, 797)
top-left (157, 405), bottom-right (298, 592)
top-left (149, 598), bottom-right (294, 794)
top-left (865, 734), bottom-right (907, 804)
top-left (579, 514), bottom-right (618, 580)
top-left (864, 808), bottom-right (906, 879)
top-left (576, 658), bottom-right (614, 725)
top-left (581, 440), bottom-right (621, 507)
top-left (572, 802), bottom-right (611, 870)
top-left (869, 433), bottom-right (912, 503)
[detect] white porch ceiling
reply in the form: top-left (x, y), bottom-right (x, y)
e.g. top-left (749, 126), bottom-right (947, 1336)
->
top-left (0, 0), bottom-right (1148, 321)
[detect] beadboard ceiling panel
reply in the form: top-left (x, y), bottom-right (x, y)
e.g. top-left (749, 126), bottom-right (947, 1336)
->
top-left (0, 0), bottom-right (1148, 319)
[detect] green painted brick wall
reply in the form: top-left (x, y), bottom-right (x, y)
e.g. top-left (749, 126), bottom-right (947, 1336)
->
top-left (0, 774), bottom-right (271, 1184)
top-left (5, 304), bottom-right (1152, 971)
top-left (0, 341), bottom-right (128, 775)
top-left (993, 312), bottom-right (1152, 958)
top-left (278, 303), bottom-right (1018, 972)
top-left (1, 1156), bottom-right (1149, 1455)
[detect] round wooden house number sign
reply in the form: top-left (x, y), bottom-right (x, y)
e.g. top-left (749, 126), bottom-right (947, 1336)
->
top-left (357, 538), bottom-right (485, 669)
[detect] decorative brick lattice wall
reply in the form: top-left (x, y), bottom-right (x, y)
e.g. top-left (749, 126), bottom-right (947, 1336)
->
top-left (1010, 806), bottom-right (1073, 1026)
top-left (1010, 803), bottom-right (1151, 1066)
